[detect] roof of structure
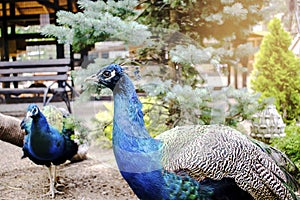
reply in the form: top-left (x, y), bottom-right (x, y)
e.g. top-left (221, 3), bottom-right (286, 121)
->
top-left (0, 0), bottom-right (79, 26)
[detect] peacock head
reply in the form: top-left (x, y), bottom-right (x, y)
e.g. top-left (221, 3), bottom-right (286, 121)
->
top-left (21, 104), bottom-right (41, 128)
top-left (86, 64), bottom-right (124, 90)
top-left (26, 104), bottom-right (41, 119)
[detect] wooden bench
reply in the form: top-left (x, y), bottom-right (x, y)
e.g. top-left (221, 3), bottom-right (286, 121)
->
top-left (0, 59), bottom-right (76, 113)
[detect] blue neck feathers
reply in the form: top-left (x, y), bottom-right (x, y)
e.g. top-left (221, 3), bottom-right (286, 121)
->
top-left (29, 111), bottom-right (64, 160)
top-left (31, 112), bottom-right (50, 136)
top-left (112, 75), bottom-right (168, 199)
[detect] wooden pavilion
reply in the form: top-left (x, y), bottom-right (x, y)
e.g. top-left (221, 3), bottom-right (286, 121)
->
top-left (0, 1), bottom-right (81, 106)
top-left (0, 0), bottom-right (79, 61)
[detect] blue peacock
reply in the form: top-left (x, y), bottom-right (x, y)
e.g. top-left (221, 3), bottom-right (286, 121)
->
top-left (21, 104), bottom-right (78, 198)
top-left (87, 64), bottom-right (300, 200)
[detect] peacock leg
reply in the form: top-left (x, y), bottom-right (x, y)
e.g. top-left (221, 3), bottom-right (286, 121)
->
top-left (53, 165), bottom-right (65, 188)
top-left (53, 165), bottom-right (57, 184)
top-left (47, 165), bottom-right (55, 198)
top-left (45, 165), bottom-right (63, 198)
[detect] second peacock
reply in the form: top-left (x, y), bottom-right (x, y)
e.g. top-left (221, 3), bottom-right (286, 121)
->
top-left (21, 104), bottom-right (78, 198)
top-left (87, 64), bottom-right (300, 200)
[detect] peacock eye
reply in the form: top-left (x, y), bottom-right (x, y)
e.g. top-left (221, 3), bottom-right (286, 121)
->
top-left (32, 107), bottom-right (38, 115)
top-left (102, 71), bottom-right (111, 78)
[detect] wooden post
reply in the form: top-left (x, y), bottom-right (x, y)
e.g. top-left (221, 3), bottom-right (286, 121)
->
top-left (240, 56), bottom-right (249, 88)
top-left (1, 1), bottom-right (9, 61)
top-left (234, 65), bottom-right (238, 88)
top-left (54, 0), bottom-right (65, 59)
top-left (169, 9), bottom-right (179, 82)
top-left (227, 65), bottom-right (231, 86)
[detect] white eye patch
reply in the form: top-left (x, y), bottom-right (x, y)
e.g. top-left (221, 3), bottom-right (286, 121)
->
top-left (104, 70), bottom-right (116, 81)
top-left (32, 107), bottom-right (39, 115)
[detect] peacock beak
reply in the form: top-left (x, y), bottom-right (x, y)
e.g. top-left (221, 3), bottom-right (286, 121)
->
top-left (26, 111), bottom-right (32, 118)
top-left (20, 111), bottom-right (32, 129)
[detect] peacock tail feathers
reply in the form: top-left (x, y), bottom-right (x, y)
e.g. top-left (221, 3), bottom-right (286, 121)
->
top-left (251, 139), bottom-right (300, 186)
top-left (251, 139), bottom-right (300, 176)
top-left (163, 170), bottom-right (213, 200)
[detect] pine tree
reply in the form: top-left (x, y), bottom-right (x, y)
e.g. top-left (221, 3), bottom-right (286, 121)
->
top-left (41, 0), bottom-right (151, 52)
top-left (137, 0), bottom-right (269, 87)
top-left (250, 18), bottom-right (300, 122)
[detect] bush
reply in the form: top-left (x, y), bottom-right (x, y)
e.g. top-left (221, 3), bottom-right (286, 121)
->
top-left (271, 124), bottom-right (300, 172)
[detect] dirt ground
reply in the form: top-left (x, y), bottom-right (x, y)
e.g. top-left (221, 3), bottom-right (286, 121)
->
top-left (0, 101), bottom-right (139, 199)
top-left (0, 140), bottom-right (138, 200)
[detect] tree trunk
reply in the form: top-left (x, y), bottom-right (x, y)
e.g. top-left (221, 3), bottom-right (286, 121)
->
top-left (168, 8), bottom-right (179, 82)
top-left (0, 113), bottom-right (25, 147)
top-left (227, 65), bottom-right (231, 86)
top-left (234, 66), bottom-right (238, 89)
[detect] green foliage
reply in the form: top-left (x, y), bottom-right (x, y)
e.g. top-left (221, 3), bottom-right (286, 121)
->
top-left (135, 0), bottom-right (266, 85)
top-left (170, 45), bottom-right (212, 65)
top-left (91, 102), bottom-right (114, 148)
top-left (58, 0), bottom-right (271, 149)
top-left (234, 43), bottom-right (258, 60)
top-left (216, 87), bottom-right (272, 126)
top-left (64, 115), bottom-right (90, 145)
top-left (169, 44), bottom-right (213, 86)
top-left (42, 105), bottom-right (89, 145)
top-left (141, 97), bottom-right (169, 137)
top-left (140, 80), bottom-right (212, 126)
top-left (41, 0), bottom-right (151, 52)
top-left (271, 123), bottom-right (300, 173)
top-left (42, 105), bottom-right (65, 132)
top-left (250, 18), bottom-right (300, 123)
top-left (140, 0), bottom-right (266, 42)
top-left (92, 98), bottom-right (168, 147)
top-left (141, 80), bottom-right (268, 128)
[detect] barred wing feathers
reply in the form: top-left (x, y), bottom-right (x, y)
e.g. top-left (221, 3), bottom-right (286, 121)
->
top-left (156, 125), bottom-right (295, 200)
